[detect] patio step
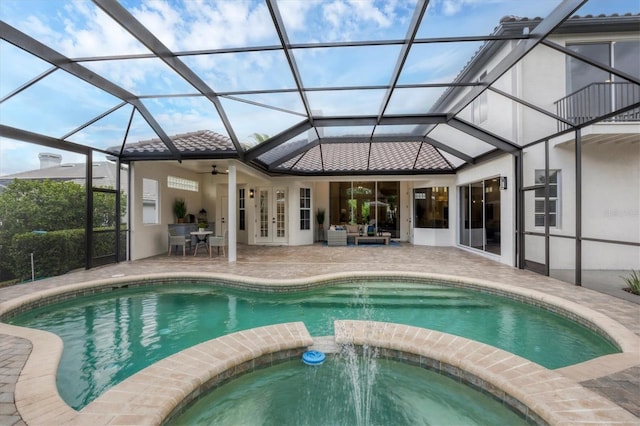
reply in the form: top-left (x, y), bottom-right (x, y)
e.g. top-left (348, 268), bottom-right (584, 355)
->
top-left (297, 296), bottom-right (491, 309)
top-left (319, 288), bottom-right (470, 300)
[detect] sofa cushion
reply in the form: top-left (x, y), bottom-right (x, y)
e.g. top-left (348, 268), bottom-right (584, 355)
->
top-left (346, 224), bottom-right (359, 234)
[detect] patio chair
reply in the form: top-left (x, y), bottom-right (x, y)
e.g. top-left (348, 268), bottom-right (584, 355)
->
top-left (208, 230), bottom-right (228, 257)
top-left (168, 228), bottom-right (191, 256)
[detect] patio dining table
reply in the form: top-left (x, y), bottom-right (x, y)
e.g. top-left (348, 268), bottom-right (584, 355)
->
top-left (190, 230), bottom-right (213, 256)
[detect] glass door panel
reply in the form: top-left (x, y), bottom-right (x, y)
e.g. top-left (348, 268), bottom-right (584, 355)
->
top-left (377, 181), bottom-right (400, 238)
top-left (484, 178), bottom-right (500, 255)
top-left (470, 181), bottom-right (484, 250)
top-left (275, 189), bottom-right (286, 240)
top-left (352, 182), bottom-right (375, 225)
top-left (258, 189), bottom-right (269, 240)
top-left (256, 188), bottom-right (287, 244)
top-left (459, 185), bottom-right (470, 246)
top-left (459, 178), bottom-right (501, 255)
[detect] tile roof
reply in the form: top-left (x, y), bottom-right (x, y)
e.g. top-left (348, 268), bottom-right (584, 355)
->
top-left (274, 141), bottom-right (453, 174)
top-left (0, 162), bottom-right (118, 189)
top-left (122, 130), bottom-right (236, 154)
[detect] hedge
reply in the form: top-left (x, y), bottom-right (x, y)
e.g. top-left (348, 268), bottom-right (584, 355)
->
top-left (5, 228), bottom-right (126, 282)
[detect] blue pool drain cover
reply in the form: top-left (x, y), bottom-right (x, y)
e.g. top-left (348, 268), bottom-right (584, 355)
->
top-left (302, 350), bottom-right (326, 366)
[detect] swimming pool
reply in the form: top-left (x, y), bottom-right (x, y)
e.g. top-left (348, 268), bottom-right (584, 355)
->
top-left (168, 357), bottom-right (529, 425)
top-left (9, 279), bottom-right (619, 410)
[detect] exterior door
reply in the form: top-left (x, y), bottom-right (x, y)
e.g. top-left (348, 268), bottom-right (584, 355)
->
top-left (256, 188), bottom-right (287, 244)
top-left (219, 196), bottom-right (228, 235)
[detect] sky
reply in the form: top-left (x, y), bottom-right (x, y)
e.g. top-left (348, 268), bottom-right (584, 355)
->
top-left (0, 0), bottom-right (638, 176)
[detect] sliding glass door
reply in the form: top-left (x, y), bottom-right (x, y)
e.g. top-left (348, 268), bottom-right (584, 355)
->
top-left (459, 178), bottom-right (501, 255)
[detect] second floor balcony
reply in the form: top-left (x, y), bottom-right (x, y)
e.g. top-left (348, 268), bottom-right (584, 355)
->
top-left (555, 82), bottom-right (640, 132)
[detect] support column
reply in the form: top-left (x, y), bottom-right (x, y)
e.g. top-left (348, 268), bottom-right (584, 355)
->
top-left (227, 162), bottom-right (237, 262)
top-left (575, 129), bottom-right (582, 286)
top-left (515, 150), bottom-right (523, 269)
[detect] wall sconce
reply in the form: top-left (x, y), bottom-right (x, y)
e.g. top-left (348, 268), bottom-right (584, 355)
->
top-left (499, 176), bottom-right (507, 190)
top-left (249, 188), bottom-right (255, 199)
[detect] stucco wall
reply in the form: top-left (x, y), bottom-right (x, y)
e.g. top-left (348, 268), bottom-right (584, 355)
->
top-left (409, 176), bottom-right (457, 247)
top-left (456, 154), bottom-right (516, 267)
top-left (131, 162), bottom-right (206, 260)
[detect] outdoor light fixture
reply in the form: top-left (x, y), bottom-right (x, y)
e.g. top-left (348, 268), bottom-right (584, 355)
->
top-left (249, 188), bottom-right (255, 199)
top-left (500, 176), bottom-right (508, 190)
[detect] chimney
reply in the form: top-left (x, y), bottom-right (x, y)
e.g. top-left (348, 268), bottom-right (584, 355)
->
top-left (38, 153), bottom-right (62, 169)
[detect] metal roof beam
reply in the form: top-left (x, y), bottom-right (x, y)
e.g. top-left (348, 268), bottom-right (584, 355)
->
top-left (541, 39), bottom-right (640, 86)
top-left (266, 140), bottom-right (320, 170)
top-left (0, 66), bottom-right (56, 104)
top-left (376, 0), bottom-right (430, 123)
top-left (488, 87), bottom-right (576, 127)
top-left (448, 0), bottom-right (587, 118)
top-left (0, 21), bottom-right (136, 101)
top-left (319, 136), bottom-right (419, 144)
top-left (423, 136), bottom-right (475, 164)
top-left (448, 118), bottom-right (520, 152)
top-left (265, 0), bottom-right (315, 126)
top-left (0, 125), bottom-right (90, 155)
top-left (244, 120), bottom-right (313, 162)
top-left (0, 20), bottom-right (182, 161)
top-left (92, 0), bottom-right (244, 158)
top-left (61, 102), bottom-right (129, 140)
top-left (314, 115), bottom-right (448, 127)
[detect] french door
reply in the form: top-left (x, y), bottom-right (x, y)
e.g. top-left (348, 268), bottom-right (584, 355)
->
top-left (256, 188), bottom-right (287, 244)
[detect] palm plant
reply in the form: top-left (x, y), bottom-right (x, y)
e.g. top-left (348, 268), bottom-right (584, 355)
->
top-left (173, 198), bottom-right (187, 223)
top-left (621, 270), bottom-right (640, 295)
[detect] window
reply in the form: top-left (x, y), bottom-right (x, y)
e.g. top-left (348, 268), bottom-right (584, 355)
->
top-left (238, 188), bottom-right (245, 231)
top-left (300, 188), bottom-right (311, 230)
top-left (329, 181), bottom-right (400, 238)
top-left (534, 170), bottom-right (560, 228)
top-left (167, 176), bottom-right (198, 192)
top-left (566, 41), bottom-right (640, 123)
top-left (414, 187), bottom-right (448, 228)
top-left (142, 178), bottom-right (158, 224)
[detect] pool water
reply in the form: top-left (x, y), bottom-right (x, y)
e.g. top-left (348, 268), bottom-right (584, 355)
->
top-left (10, 281), bottom-right (618, 410)
top-left (168, 357), bottom-right (529, 426)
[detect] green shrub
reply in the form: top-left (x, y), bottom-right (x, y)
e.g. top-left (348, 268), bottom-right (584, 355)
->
top-left (10, 229), bottom-right (85, 281)
top-left (621, 270), bottom-right (640, 295)
top-left (6, 226), bottom-right (127, 282)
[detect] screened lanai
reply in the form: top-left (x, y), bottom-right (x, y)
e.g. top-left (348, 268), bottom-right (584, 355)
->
top-left (0, 1), bottom-right (639, 291)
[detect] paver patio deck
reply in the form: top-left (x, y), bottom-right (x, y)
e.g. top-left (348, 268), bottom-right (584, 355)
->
top-left (0, 243), bottom-right (638, 425)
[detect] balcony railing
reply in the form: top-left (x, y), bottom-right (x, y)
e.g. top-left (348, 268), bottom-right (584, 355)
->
top-left (554, 82), bottom-right (640, 131)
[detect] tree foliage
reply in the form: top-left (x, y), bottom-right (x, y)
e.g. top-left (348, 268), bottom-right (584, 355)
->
top-left (0, 179), bottom-right (126, 282)
top-left (0, 179), bottom-right (85, 234)
top-left (0, 179), bottom-right (125, 233)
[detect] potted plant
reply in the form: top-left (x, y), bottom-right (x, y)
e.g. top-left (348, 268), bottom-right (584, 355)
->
top-left (197, 208), bottom-right (208, 231)
top-left (173, 198), bottom-right (187, 223)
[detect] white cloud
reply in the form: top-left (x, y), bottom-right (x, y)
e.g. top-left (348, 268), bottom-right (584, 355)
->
top-left (348, 0), bottom-right (393, 27)
top-left (278, 0), bottom-right (320, 32)
top-left (320, 0), bottom-right (395, 41)
top-left (43, 2), bottom-right (147, 57)
top-left (435, 0), bottom-right (502, 16)
top-left (129, 1), bottom-right (182, 50)
top-left (129, 0), bottom-right (277, 51)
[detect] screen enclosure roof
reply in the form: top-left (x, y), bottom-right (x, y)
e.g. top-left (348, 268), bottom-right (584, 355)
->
top-left (1, 0), bottom-right (638, 176)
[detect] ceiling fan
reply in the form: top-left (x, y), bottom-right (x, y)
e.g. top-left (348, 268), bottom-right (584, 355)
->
top-left (209, 164), bottom-right (228, 175)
